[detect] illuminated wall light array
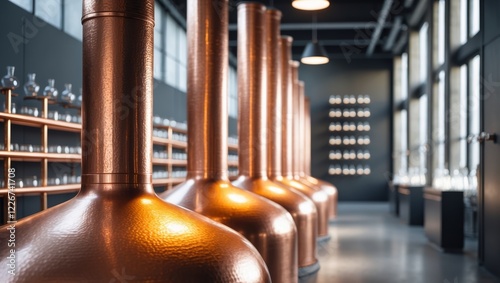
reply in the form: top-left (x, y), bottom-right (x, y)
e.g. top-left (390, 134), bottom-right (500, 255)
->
top-left (330, 122), bottom-right (370, 132)
top-left (329, 122), bottom-right (342, 131)
top-left (329, 108), bottom-right (342, 118)
top-left (329, 150), bottom-right (370, 160)
top-left (357, 108), bottom-right (371, 117)
top-left (329, 165), bottom-right (371, 175)
top-left (329, 95), bottom-right (371, 105)
top-left (357, 136), bottom-right (371, 145)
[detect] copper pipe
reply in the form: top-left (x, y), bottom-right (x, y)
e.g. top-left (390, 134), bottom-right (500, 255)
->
top-left (0, 1), bottom-right (271, 281)
top-left (302, 96), bottom-right (339, 219)
top-left (263, 13), bottom-right (319, 275)
top-left (232, 4), bottom-right (320, 279)
top-left (276, 44), bottom-right (330, 239)
top-left (160, 1), bottom-right (306, 282)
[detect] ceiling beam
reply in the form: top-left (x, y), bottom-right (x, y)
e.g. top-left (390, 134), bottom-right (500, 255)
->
top-left (367, 0), bottom-right (394, 55)
top-left (383, 16), bottom-right (404, 51)
top-left (229, 39), bottom-right (380, 47)
top-left (228, 22), bottom-right (393, 31)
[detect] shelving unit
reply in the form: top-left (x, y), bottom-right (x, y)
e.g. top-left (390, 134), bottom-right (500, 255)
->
top-left (0, 89), bottom-right (239, 224)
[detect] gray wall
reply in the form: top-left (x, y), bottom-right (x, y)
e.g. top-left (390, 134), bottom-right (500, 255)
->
top-left (300, 59), bottom-right (392, 201)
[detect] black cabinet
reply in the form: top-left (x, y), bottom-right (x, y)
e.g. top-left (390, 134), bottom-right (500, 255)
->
top-left (424, 188), bottom-right (464, 252)
top-left (398, 185), bottom-right (424, 226)
top-left (389, 182), bottom-right (399, 216)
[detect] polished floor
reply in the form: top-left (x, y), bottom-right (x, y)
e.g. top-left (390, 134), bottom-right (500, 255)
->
top-left (300, 203), bottom-right (499, 283)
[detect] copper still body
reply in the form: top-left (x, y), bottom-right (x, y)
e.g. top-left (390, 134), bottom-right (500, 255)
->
top-left (302, 92), bottom-right (339, 220)
top-left (231, 3), bottom-right (318, 279)
top-left (276, 40), bottom-right (330, 240)
top-left (0, 1), bottom-right (271, 282)
top-left (160, 1), bottom-right (297, 282)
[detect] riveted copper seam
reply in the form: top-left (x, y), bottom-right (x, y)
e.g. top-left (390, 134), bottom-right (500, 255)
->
top-left (281, 37), bottom-right (294, 177)
top-left (0, 1), bottom-right (272, 282)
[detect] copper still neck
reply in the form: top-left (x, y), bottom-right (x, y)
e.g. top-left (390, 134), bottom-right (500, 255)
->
top-left (281, 37), bottom-right (294, 178)
top-left (304, 97), bottom-right (312, 175)
top-left (265, 9), bottom-right (283, 178)
top-left (290, 62), bottom-right (301, 176)
top-left (186, 0), bottom-right (229, 180)
top-left (298, 81), bottom-right (306, 176)
top-left (81, 0), bottom-right (154, 187)
top-left (238, 3), bottom-right (267, 178)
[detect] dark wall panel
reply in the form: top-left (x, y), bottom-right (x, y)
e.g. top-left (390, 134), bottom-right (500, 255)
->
top-left (300, 59), bottom-right (392, 201)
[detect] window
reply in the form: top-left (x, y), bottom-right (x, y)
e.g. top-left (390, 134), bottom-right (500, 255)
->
top-left (228, 66), bottom-right (238, 118)
top-left (419, 23), bottom-right (429, 82)
top-left (469, 55), bottom-right (481, 171)
top-left (433, 0), bottom-right (445, 67)
top-left (164, 14), bottom-right (187, 91)
top-left (9, 0), bottom-right (33, 12)
top-left (469, 0), bottom-right (480, 37)
top-left (64, 0), bottom-right (82, 41)
top-left (419, 94), bottom-right (429, 172)
top-left (35, 0), bottom-right (62, 29)
top-left (432, 72), bottom-right (446, 174)
top-left (154, 2), bottom-right (165, 80)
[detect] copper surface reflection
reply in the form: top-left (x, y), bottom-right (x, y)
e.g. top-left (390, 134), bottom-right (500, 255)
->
top-left (161, 1), bottom-right (299, 283)
top-left (0, 1), bottom-right (270, 282)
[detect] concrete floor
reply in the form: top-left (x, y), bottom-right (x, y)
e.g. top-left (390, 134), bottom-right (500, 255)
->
top-left (300, 203), bottom-right (500, 283)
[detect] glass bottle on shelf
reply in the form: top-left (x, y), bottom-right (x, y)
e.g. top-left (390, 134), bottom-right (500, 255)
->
top-left (1, 66), bottom-right (18, 88)
top-left (24, 73), bottom-right (40, 96)
top-left (61, 83), bottom-right (76, 103)
top-left (43, 79), bottom-right (58, 98)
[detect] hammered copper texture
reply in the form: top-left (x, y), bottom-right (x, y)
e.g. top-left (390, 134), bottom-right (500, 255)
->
top-left (161, 1), bottom-right (297, 282)
top-left (232, 4), bottom-right (318, 276)
top-left (277, 42), bottom-right (330, 239)
top-left (0, 1), bottom-right (271, 282)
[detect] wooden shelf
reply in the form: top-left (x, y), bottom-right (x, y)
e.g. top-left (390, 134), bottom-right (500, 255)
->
top-left (0, 184), bottom-right (80, 196)
top-left (228, 143), bottom-right (239, 151)
top-left (228, 161), bottom-right (239, 167)
top-left (0, 151), bottom-right (81, 162)
top-left (0, 112), bottom-right (81, 133)
top-left (153, 178), bottom-right (185, 186)
top-left (170, 159), bottom-right (187, 166)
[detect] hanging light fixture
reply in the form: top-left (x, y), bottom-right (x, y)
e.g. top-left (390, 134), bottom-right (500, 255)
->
top-left (292, 0), bottom-right (330, 11)
top-left (301, 14), bottom-right (329, 65)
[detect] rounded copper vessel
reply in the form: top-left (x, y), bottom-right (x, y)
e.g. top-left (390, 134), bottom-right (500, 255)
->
top-left (275, 39), bottom-right (330, 240)
top-left (0, 1), bottom-right (271, 282)
top-left (161, 1), bottom-right (296, 282)
top-left (232, 4), bottom-right (319, 279)
top-left (302, 95), bottom-right (338, 220)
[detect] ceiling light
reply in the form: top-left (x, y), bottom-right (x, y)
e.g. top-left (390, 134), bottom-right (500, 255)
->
top-left (292, 0), bottom-right (330, 11)
top-left (301, 14), bottom-right (329, 65)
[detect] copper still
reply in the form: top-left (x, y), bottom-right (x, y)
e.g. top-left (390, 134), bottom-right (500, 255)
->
top-left (232, 3), bottom-right (318, 279)
top-left (160, 1), bottom-right (297, 282)
top-left (276, 40), bottom-right (330, 240)
top-left (302, 89), bottom-right (339, 220)
top-left (0, 1), bottom-right (272, 282)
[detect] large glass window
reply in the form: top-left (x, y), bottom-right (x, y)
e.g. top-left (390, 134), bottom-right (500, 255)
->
top-left (469, 55), bottom-right (481, 171)
top-left (228, 66), bottom-right (238, 118)
top-left (9, 0), bottom-right (33, 12)
top-left (469, 0), bottom-right (480, 37)
top-left (433, 0), bottom-right (445, 67)
top-left (64, 0), bottom-right (82, 41)
top-left (35, 0), bottom-right (62, 29)
top-left (419, 23), bottom-right (429, 82)
top-left (432, 72), bottom-right (446, 175)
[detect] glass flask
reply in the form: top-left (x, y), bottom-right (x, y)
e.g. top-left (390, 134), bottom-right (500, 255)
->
top-left (1, 66), bottom-right (18, 88)
top-left (24, 73), bottom-right (40, 96)
top-left (43, 79), bottom-right (58, 98)
top-left (61, 83), bottom-right (76, 103)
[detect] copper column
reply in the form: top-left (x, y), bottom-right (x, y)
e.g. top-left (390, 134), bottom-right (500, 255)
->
top-left (264, 9), bottom-right (320, 277)
top-left (161, 1), bottom-right (296, 282)
top-left (0, 1), bottom-right (271, 281)
top-left (276, 41), bottom-right (330, 240)
top-left (232, 3), bottom-right (319, 279)
top-left (301, 87), bottom-right (339, 220)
